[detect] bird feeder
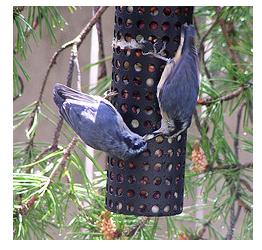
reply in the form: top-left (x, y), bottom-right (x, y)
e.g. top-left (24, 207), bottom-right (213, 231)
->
top-left (105, 6), bottom-right (194, 216)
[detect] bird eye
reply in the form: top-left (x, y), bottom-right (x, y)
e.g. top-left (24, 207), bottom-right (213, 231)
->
top-left (123, 136), bottom-right (133, 148)
top-left (133, 140), bottom-right (146, 150)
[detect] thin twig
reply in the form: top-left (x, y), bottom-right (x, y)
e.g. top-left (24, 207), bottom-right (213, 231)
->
top-left (192, 162), bottom-right (253, 175)
top-left (216, 7), bottom-right (243, 72)
top-left (194, 16), bottom-right (215, 86)
top-left (215, 7), bottom-right (251, 240)
top-left (28, 6), bottom-right (108, 158)
top-left (19, 41), bottom-right (83, 214)
top-left (123, 217), bottom-right (151, 238)
top-left (195, 220), bottom-right (211, 239)
top-left (13, 6), bottom-right (25, 13)
top-left (13, 9), bottom-right (40, 55)
top-left (17, 195), bottom-right (38, 216)
top-left (72, 44), bottom-right (82, 91)
top-left (25, 44), bottom-right (73, 152)
top-left (197, 8), bottom-right (223, 61)
top-left (13, 75), bottom-right (24, 101)
top-left (48, 43), bottom-right (82, 153)
top-left (195, 9), bottom-right (250, 108)
top-left (193, 109), bottom-right (202, 136)
top-left (234, 102), bottom-right (246, 160)
top-left (17, 136), bottom-right (78, 216)
top-left (194, 8), bottom-right (252, 240)
top-left (239, 178), bottom-right (253, 192)
top-left (66, 50), bottom-right (76, 87)
top-left (210, 162), bottom-right (252, 171)
top-left (226, 204), bottom-right (242, 240)
top-left (50, 136), bottom-right (78, 180)
top-left (237, 197), bottom-right (252, 213)
top-left (216, 7), bottom-right (253, 126)
top-left (197, 84), bottom-right (251, 106)
top-left (93, 6), bottom-right (107, 80)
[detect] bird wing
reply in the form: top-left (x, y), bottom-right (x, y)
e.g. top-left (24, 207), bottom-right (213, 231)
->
top-left (159, 52), bottom-right (199, 122)
top-left (54, 83), bottom-right (119, 127)
top-left (60, 99), bottom-right (98, 133)
top-left (54, 83), bottom-right (99, 104)
top-left (60, 95), bottom-right (126, 147)
top-left (54, 83), bottom-right (141, 159)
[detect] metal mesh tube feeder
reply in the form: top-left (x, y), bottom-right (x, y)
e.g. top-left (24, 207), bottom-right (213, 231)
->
top-left (105, 6), bottom-right (194, 217)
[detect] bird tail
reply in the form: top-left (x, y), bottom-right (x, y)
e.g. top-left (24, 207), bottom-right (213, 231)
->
top-left (53, 83), bottom-right (98, 109)
top-left (181, 24), bottom-right (196, 53)
top-left (53, 83), bottom-right (67, 109)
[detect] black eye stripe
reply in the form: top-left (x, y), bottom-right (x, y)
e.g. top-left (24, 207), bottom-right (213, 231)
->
top-left (123, 137), bottom-right (133, 148)
top-left (133, 141), bottom-right (145, 150)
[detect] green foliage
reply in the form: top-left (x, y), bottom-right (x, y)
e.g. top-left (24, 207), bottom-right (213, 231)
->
top-left (13, 6), bottom-right (66, 100)
top-left (13, 6), bottom-right (253, 240)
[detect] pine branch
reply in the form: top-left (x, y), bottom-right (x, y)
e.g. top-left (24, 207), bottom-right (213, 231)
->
top-left (17, 195), bottom-right (38, 216)
top-left (210, 162), bottom-right (252, 171)
top-left (195, 220), bottom-right (211, 240)
top-left (237, 197), bottom-right (252, 213)
top-left (16, 136), bottom-right (78, 216)
top-left (13, 75), bottom-right (24, 101)
top-left (193, 109), bottom-right (202, 136)
top-left (123, 217), bottom-right (151, 238)
top-left (50, 136), bottom-right (78, 180)
top-left (13, 6), bottom-right (25, 13)
top-left (33, 43), bottom-right (81, 162)
top-left (234, 102), bottom-right (246, 160)
top-left (239, 178), bottom-right (253, 192)
top-left (216, 7), bottom-right (243, 72)
top-left (197, 84), bottom-right (251, 106)
top-left (27, 6), bottom-right (108, 158)
top-left (13, 7), bottom-right (39, 55)
top-left (197, 7), bottom-right (223, 61)
top-left (93, 6), bottom-right (107, 80)
top-left (191, 162), bottom-right (253, 175)
top-left (17, 9), bottom-right (90, 216)
top-left (226, 204), bottom-right (242, 240)
top-left (194, 16), bottom-right (215, 86)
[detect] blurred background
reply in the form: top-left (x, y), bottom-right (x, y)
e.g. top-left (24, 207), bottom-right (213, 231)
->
top-left (13, 6), bottom-right (253, 240)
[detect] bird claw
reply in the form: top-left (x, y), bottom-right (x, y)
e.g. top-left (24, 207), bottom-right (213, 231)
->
top-left (143, 131), bottom-right (164, 141)
top-left (169, 127), bottom-right (187, 140)
top-left (142, 41), bottom-right (171, 63)
top-left (103, 90), bottom-right (118, 100)
top-left (143, 134), bottom-right (155, 141)
top-left (153, 40), bottom-right (167, 54)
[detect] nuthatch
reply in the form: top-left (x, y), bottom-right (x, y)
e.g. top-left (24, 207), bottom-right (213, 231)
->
top-left (144, 24), bottom-right (200, 140)
top-left (53, 83), bottom-right (147, 160)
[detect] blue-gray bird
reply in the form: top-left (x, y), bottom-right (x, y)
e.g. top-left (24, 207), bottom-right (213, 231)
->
top-left (53, 83), bottom-right (147, 160)
top-left (146, 24), bottom-right (200, 140)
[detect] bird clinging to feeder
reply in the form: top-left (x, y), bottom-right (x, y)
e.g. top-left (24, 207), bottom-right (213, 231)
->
top-left (53, 83), bottom-right (147, 160)
top-left (144, 24), bottom-right (200, 141)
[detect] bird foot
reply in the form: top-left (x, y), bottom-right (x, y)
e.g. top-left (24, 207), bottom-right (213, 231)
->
top-left (143, 131), bottom-right (164, 141)
top-left (168, 127), bottom-right (187, 140)
top-left (142, 41), bottom-right (172, 63)
top-left (103, 90), bottom-right (118, 100)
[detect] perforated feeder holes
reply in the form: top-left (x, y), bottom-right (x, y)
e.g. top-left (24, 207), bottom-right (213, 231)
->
top-left (105, 6), bottom-right (194, 217)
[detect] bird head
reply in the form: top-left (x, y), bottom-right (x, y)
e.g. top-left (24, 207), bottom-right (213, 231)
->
top-left (123, 134), bottom-right (147, 156)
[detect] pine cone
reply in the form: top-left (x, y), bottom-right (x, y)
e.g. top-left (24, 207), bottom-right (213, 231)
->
top-left (97, 211), bottom-right (117, 240)
top-left (177, 232), bottom-right (190, 240)
top-left (191, 140), bottom-right (208, 174)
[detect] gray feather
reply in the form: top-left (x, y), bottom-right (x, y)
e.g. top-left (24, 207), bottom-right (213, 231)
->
top-left (159, 24), bottom-right (199, 133)
top-left (53, 83), bottom-right (147, 160)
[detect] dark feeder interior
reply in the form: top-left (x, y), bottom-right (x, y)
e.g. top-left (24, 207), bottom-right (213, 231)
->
top-left (105, 6), bottom-right (194, 217)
